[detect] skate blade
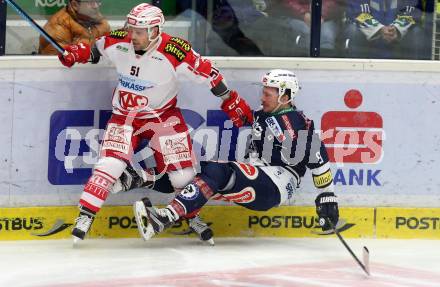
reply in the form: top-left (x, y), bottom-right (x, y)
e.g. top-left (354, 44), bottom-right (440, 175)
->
top-left (133, 201), bottom-right (155, 241)
top-left (204, 238), bottom-right (215, 246)
top-left (72, 235), bottom-right (82, 247)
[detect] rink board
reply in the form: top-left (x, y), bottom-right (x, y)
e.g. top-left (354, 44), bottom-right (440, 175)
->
top-left (2, 205), bottom-right (439, 240)
top-left (376, 207), bottom-right (440, 239)
top-left (0, 206), bottom-right (373, 240)
top-left (1, 60), bottom-right (440, 208)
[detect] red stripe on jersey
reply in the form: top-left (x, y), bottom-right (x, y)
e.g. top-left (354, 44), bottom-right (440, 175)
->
top-left (281, 115), bottom-right (297, 140)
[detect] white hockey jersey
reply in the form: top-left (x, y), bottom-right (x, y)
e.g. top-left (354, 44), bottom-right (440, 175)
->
top-left (95, 31), bottom-right (225, 118)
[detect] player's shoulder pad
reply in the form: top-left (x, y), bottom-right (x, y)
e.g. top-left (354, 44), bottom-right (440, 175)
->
top-left (104, 29), bottom-right (131, 49)
top-left (159, 33), bottom-right (193, 63)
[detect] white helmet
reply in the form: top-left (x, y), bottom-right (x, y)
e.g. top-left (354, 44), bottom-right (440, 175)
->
top-left (126, 3), bottom-right (165, 40)
top-left (261, 69), bottom-right (299, 104)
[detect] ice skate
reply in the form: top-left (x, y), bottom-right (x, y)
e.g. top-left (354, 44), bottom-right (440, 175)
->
top-left (133, 197), bottom-right (176, 241)
top-left (188, 215), bottom-right (215, 246)
top-left (72, 208), bottom-right (95, 244)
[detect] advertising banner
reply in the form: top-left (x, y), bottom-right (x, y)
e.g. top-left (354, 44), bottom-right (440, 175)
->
top-left (376, 207), bottom-right (440, 239)
top-left (0, 66), bottom-right (439, 208)
top-left (0, 205), bottom-right (374, 240)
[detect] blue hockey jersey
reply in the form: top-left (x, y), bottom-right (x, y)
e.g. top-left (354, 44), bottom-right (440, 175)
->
top-left (248, 107), bottom-right (333, 191)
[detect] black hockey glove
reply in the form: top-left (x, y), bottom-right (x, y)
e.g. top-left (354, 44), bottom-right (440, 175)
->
top-left (117, 165), bottom-right (155, 192)
top-left (315, 192), bottom-right (339, 231)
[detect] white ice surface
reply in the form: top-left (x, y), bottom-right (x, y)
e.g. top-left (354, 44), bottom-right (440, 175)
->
top-left (0, 238), bottom-right (439, 287)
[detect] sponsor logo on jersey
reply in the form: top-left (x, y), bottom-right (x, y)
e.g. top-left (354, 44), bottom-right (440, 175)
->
top-left (312, 169), bottom-right (333, 189)
top-left (285, 182), bottom-right (294, 199)
top-left (164, 43), bottom-right (186, 62)
top-left (101, 123), bottom-right (133, 155)
top-left (169, 37), bottom-right (192, 52)
top-left (118, 75), bottom-right (153, 92)
top-left (266, 116), bottom-right (286, 142)
top-left (110, 30), bottom-right (129, 39)
top-left (151, 55), bottom-right (163, 61)
top-left (118, 91), bottom-right (149, 110)
top-left (159, 133), bottom-right (191, 165)
top-left (116, 45), bottom-right (129, 53)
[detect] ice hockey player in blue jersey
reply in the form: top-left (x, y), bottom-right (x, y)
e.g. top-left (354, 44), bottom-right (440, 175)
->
top-left (132, 69), bottom-right (339, 245)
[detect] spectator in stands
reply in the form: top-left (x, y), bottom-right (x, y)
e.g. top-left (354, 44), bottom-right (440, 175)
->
top-left (210, 0), bottom-right (341, 57)
top-left (345, 0), bottom-right (425, 59)
top-left (213, 0), bottom-right (305, 56)
top-left (39, 0), bottom-right (110, 55)
top-left (176, 0), bottom-right (263, 56)
top-left (284, 0), bottom-right (341, 57)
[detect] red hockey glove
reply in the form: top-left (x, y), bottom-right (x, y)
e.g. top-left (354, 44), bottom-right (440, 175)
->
top-left (58, 43), bottom-right (91, 68)
top-left (221, 90), bottom-right (253, 127)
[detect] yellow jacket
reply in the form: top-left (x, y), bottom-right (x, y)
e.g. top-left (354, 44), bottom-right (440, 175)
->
top-left (39, 5), bottom-right (111, 55)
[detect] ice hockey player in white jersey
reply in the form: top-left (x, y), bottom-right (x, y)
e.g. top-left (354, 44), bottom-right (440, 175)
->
top-left (58, 3), bottom-right (253, 243)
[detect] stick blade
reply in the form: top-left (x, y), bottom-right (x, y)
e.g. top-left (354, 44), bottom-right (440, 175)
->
top-left (362, 246), bottom-right (370, 276)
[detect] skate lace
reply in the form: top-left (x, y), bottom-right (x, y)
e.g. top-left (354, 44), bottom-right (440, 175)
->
top-left (188, 216), bottom-right (208, 234)
top-left (75, 214), bottom-right (93, 232)
top-left (156, 208), bottom-right (175, 222)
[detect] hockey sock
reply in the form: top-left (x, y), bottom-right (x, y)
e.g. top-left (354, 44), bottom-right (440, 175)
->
top-left (168, 177), bottom-right (214, 219)
top-left (79, 169), bottom-right (116, 213)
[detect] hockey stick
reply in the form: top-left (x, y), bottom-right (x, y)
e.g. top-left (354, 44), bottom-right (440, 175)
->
top-left (327, 217), bottom-right (371, 276)
top-left (5, 0), bottom-right (67, 56)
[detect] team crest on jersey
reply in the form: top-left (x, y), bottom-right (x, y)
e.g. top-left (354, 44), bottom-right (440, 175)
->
top-left (179, 183), bottom-right (200, 200)
top-left (164, 43), bottom-right (186, 62)
top-left (109, 30), bottom-right (129, 39)
top-left (169, 37), bottom-right (192, 52)
top-left (234, 162), bottom-right (258, 180)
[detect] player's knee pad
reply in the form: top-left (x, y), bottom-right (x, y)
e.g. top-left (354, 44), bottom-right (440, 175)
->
top-left (167, 167), bottom-right (196, 189)
top-left (81, 157), bottom-right (127, 212)
top-left (199, 161), bottom-right (234, 191)
top-left (94, 157), bottom-right (128, 180)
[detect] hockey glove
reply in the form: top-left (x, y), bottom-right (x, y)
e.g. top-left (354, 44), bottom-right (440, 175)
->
top-left (315, 192), bottom-right (339, 231)
top-left (111, 165), bottom-right (155, 194)
top-left (58, 43), bottom-right (91, 68)
top-left (221, 90), bottom-right (253, 127)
